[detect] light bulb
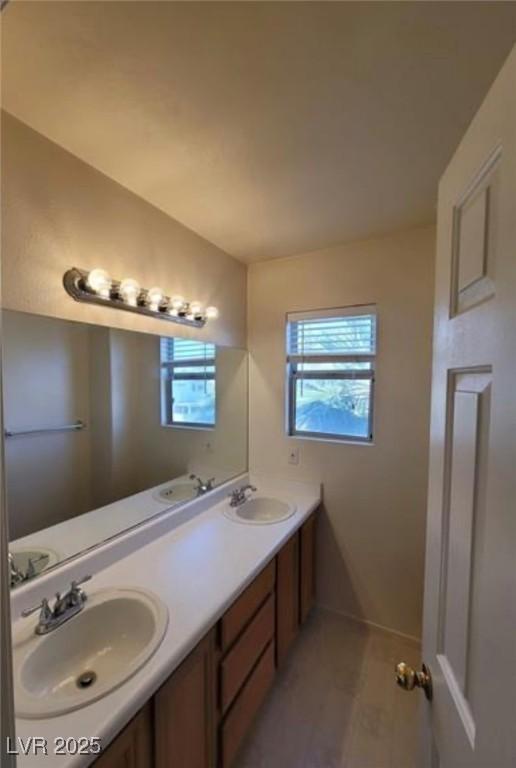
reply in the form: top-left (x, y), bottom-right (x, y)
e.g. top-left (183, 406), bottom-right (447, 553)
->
top-left (146, 286), bottom-right (164, 310)
top-left (86, 268), bottom-right (111, 296)
top-left (190, 301), bottom-right (203, 316)
top-left (171, 295), bottom-right (185, 310)
top-left (168, 307), bottom-right (179, 317)
top-left (186, 312), bottom-right (195, 321)
top-left (119, 278), bottom-right (140, 306)
top-left (205, 306), bottom-right (219, 319)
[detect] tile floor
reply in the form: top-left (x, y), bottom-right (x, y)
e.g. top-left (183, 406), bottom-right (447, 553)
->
top-left (234, 608), bottom-right (421, 768)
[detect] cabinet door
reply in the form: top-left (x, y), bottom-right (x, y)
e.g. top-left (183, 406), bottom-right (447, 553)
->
top-left (300, 513), bottom-right (317, 624)
top-left (154, 630), bottom-right (216, 768)
top-left (95, 705), bottom-right (152, 768)
top-left (276, 533), bottom-right (300, 665)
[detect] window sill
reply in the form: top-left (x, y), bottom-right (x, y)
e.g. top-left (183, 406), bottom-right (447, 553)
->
top-left (160, 423), bottom-right (215, 432)
top-left (288, 433), bottom-right (374, 447)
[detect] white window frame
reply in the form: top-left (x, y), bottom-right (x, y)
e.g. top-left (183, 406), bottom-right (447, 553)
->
top-left (286, 305), bottom-right (377, 444)
top-left (160, 339), bottom-right (216, 430)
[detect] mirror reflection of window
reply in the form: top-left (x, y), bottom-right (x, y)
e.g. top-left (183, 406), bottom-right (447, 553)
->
top-left (160, 338), bottom-right (216, 428)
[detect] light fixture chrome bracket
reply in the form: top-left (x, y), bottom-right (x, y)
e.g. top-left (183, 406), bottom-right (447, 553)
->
top-left (63, 267), bottom-right (207, 328)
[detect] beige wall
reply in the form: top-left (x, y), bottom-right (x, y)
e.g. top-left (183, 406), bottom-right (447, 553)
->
top-left (248, 226), bottom-right (435, 638)
top-left (3, 312), bottom-right (93, 538)
top-left (1, 112), bottom-right (246, 348)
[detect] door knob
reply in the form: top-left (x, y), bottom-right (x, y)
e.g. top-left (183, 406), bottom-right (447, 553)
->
top-left (395, 662), bottom-right (433, 701)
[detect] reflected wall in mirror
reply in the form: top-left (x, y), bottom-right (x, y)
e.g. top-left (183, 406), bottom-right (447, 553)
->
top-left (3, 310), bottom-right (248, 586)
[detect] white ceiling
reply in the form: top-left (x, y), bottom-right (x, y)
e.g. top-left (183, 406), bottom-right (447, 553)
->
top-left (3, 2), bottom-right (516, 263)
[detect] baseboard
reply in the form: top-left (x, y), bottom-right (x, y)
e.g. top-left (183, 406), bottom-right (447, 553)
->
top-left (317, 602), bottom-right (421, 645)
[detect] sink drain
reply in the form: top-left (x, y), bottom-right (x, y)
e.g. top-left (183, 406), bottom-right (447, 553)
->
top-left (76, 670), bottom-right (97, 689)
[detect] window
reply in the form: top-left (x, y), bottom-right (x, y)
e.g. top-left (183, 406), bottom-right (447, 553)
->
top-left (286, 306), bottom-right (376, 442)
top-left (160, 338), bottom-right (216, 428)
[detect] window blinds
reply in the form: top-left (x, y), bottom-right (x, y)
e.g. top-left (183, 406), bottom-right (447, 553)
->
top-left (287, 310), bottom-right (376, 359)
top-left (160, 338), bottom-right (216, 365)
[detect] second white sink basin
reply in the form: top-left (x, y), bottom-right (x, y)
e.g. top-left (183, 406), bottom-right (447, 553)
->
top-left (224, 497), bottom-right (296, 525)
top-left (13, 587), bottom-right (168, 719)
top-left (153, 480), bottom-right (198, 505)
top-left (10, 546), bottom-right (60, 582)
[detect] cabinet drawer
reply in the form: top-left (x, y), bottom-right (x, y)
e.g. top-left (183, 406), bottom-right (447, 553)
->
top-left (220, 642), bottom-right (275, 768)
top-left (221, 561), bottom-right (275, 651)
top-left (221, 593), bottom-right (275, 713)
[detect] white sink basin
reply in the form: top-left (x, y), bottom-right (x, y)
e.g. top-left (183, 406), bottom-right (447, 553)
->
top-left (153, 480), bottom-right (198, 505)
top-left (11, 546), bottom-right (59, 580)
top-left (224, 497), bottom-right (296, 525)
top-left (13, 587), bottom-right (168, 719)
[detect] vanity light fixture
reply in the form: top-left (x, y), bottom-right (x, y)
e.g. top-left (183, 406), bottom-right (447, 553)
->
top-left (119, 278), bottom-right (141, 306)
top-left (63, 267), bottom-right (219, 328)
top-left (86, 268), bottom-right (112, 298)
top-left (146, 286), bottom-right (164, 311)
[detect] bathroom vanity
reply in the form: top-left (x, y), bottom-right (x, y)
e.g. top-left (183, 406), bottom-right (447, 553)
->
top-left (5, 295), bottom-right (319, 768)
top-left (96, 511), bottom-right (317, 768)
top-left (11, 478), bottom-right (320, 768)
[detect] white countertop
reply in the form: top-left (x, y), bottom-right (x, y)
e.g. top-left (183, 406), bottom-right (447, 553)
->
top-left (12, 476), bottom-right (320, 767)
top-left (9, 471), bottom-right (228, 569)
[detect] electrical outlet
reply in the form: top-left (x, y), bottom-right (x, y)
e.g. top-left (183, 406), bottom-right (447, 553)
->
top-left (288, 447), bottom-right (299, 465)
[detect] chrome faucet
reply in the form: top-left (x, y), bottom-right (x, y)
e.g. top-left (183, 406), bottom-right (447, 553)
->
top-left (190, 474), bottom-right (215, 495)
top-left (8, 553), bottom-right (25, 588)
top-left (21, 575), bottom-right (92, 635)
top-left (229, 484), bottom-right (257, 507)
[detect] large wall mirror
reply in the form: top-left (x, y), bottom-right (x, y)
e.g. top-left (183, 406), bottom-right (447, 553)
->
top-left (3, 310), bottom-right (248, 587)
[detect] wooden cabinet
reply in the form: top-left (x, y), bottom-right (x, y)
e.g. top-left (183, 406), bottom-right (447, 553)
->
top-left (95, 511), bottom-right (318, 768)
top-left (218, 561), bottom-right (277, 768)
top-left (154, 630), bottom-right (216, 768)
top-left (220, 593), bottom-right (275, 714)
top-left (276, 533), bottom-right (300, 665)
top-left (300, 513), bottom-right (317, 624)
top-left (95, 704), bottom-right (152, 768)
top-left (220, 561), bottom-right (275, 652)
top-left (220, 642), bottom-right (275, 768)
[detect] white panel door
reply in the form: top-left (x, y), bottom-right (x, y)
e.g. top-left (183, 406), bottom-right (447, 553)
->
top-left (420, 44), bottom-right (516, 768)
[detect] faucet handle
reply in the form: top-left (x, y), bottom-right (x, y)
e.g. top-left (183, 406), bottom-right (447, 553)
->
top-left (21, 597), bottom-right (51, 620)
top-left (68, 575), bottom-right (91, 605)
top-left (25, 555), bottom-right (45, 580)
top-left (71, 574), bottom-right (92, 589)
